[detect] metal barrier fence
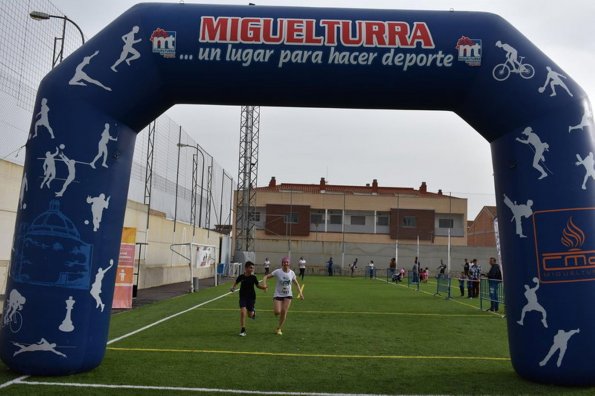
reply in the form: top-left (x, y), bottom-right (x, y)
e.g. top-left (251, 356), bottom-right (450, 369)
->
top-left (479, 278), bottom-right (505, 312)
top-left (407, 271), bottom-right (420, 291)
top-left (363, 267), bottom-right (376, 279)
top-left (434, 275), bottom-right (451, 298)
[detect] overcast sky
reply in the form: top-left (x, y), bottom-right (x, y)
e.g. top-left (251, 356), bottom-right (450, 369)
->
top-left (49, 0), bottom-right (595, 218)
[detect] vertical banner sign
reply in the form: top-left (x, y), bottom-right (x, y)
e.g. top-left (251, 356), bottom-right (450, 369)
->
top-left (113, 227), bottom-right (136, 309)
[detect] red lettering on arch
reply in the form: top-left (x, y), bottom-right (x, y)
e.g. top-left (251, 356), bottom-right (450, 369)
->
top-left (386, 22), bottom-right (410, 47)
top-left (410, 22), bottom-right (435, 48)
top-left (240, 18), bottom-right (263, 43)
top-left (200, 16), bottom-right (230, 42)
top-left (363, 21), bottom-right (386, 47)
top-left (320, 20), bottom-right (341, 45)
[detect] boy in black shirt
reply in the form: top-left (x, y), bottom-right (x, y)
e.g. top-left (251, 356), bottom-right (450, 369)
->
top-left (230, 261), bottom-right (267, 336)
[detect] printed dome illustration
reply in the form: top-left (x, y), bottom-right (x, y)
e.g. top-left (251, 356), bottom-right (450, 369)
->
top-left (12, 200), bottom-right (92, 289)
top-left (27, 200), bottom-right (80, 240)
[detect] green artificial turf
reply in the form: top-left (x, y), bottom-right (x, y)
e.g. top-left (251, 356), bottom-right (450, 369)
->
top-left (0, 276), bottom-right (593, 395)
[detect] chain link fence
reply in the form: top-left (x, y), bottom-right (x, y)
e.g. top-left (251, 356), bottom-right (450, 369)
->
top-left (0, 0), bottom-right (234, 230)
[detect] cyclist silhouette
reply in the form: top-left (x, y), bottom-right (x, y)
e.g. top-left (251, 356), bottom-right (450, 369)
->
top-left (496, 41), bottom-right (519, 69)
top-left (3, 289), bottom-right (26, 332)
top-left (493, 40), bottom-right (535, 81)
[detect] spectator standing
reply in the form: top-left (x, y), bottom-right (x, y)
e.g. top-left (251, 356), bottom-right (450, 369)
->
top-left (469, 259), bottom-right (481, 298)
top-left (412, 257), bottom-right (420, 283)
top-left (298, 256), bottom-right (306, 281)
top-left (389, 257), bottom-right (397, 279)
top-left (458, 272), bottom-right (466, 297)
top-left (327, 257), bottom-right (334, 276)
top-left (437, 260), bottom-right (447, 278)
top-left (264, 257), bottom-right (271, 275)
top-left (368, 260), bottom-right (375, 279)
top-left (486, 257), bottom-right (503, 312)
top-left (463, 258), bottom-right (470, 277)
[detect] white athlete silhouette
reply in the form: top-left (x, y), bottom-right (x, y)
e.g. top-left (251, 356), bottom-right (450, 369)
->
top-left (517, 277), bottom-right (548, 328)
top-left (19, 173), bottom-right (28, 209)
top-left (515, 126), bottom-right (550, 179)
top-left (3, 289), bottom-right (26, 327)
top-left (86, 193), bottom-right (110, 231)
top-left (119, 268), bottom-right (126, 282)
top-left (90, 123), bottom-right (118, 169)
top-left (90, 259), bottom-right (115, 312)
top-left (12, 338), bottom-right (66, 357)
top-left (539, 329), bottom-right (580, 368)
top-left (503, 194), bottom-right (533, 238)
top-left (32, 98), bottom-right (55, 139)
top-left (40, 147), bottom-right (60, 189)
top-left (538, 66), bottom-right (572, 97)
top-left (575, 152), bottom-right (595, 190)
top-left (55, 151), bottom-right (76, 197)
top-left (69, 51), bottom-right (112, 91)
top-left (495, 41), bottom-right (519, 69)
top-left (111, 26), bottom-right (142, 72)
top-left (569, 107), bottom-right (592, 133)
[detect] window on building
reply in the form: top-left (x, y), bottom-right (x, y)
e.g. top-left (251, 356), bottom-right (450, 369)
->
top-left (329, 210), bottom-right (342, 225)
top-left (249, 209), bottom-right (260, 222)
top-left (439, 218), bottom-right (454, 228)
top-left (350, 215), bottom-right (366, 225)
top-left (286, 212), bottom-right (298, 224)
top-left (376, 212), bottom-right (389, 226)
top-left (402, 216), bottom-right (416, 228)
top-left (311, 213), bottom-right (324, 225)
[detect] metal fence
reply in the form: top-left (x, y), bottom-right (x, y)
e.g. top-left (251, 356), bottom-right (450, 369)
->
top-left (0, 0), bottom-right (234, 231)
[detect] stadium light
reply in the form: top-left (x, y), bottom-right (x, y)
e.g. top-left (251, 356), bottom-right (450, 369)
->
top-left (29, 11), bottom-right (85, 68)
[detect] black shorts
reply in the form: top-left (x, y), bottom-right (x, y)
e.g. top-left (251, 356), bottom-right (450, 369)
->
top-left (239, 296), bottom-right (255, 312)
top-left (274, 296), bottom-right (293, 301)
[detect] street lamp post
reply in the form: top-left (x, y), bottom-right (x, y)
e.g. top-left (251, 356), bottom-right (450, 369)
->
top-left (29, 11), bottom-right (86, 68)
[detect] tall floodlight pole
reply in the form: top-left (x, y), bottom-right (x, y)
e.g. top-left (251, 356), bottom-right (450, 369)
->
top-left (29, 11), bottom-right (85, 68)
top-left (235, 106), bottom-right (260, 257)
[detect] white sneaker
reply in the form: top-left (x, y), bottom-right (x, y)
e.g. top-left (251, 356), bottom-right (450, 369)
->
top-left (239, 331), bottom-right (246, 337)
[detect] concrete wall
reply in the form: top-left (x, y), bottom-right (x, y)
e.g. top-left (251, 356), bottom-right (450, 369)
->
top-left (254, 239), bottom-right (497, 276)
top-left (0, 160), bottom-right (22, 295)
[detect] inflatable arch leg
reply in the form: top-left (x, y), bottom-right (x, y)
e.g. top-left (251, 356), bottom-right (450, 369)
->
top-left (1, 3), bottom-right (594, 385)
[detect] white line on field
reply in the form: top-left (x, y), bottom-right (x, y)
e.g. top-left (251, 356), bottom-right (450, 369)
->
top-left (0, 292), bottom-right (234, 390)
top-left (108, 291), bottom-right (233, 345)
top-left (0, 375), bottom-right (29, 389)
top-left (16, 379), bottom-right (395, 395)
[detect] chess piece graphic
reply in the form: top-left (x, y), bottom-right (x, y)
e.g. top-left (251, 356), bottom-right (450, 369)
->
top-left (58, 296), bottom-right (76, 332)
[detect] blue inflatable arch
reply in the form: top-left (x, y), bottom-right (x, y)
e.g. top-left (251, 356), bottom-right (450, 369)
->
top-left (2, 2), bottom-right (594, 385)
